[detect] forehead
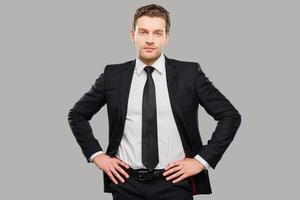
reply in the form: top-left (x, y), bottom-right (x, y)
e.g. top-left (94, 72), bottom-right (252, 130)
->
top-left (136, 16), bottom-right (166, 31)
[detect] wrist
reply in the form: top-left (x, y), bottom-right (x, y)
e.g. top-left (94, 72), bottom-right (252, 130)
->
top-left (92, 153), bottom-right (106, 163)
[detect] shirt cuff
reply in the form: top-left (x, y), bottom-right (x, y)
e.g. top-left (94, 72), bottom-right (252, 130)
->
top-left (194, 154), bottom-right (211, 170)
top-left (89, 151), bottom-right (105, 163)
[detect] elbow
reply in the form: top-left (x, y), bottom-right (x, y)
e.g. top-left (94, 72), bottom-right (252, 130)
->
top-left (67, 108), bottom-right (78, 125)
top-left (233, 109), bottom-right (242, 128)
top-left (67, 109), bottom-right (73, 124)
top-left (220, 108), bottom-right (242, 128)
top-left (67, 108), bottom-right (89, 125)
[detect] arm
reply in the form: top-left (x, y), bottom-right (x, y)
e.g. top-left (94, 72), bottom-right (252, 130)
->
top-left (67, 66), bottom-right (107, 163)
top-left (195, 63), bottom-right (241, 169)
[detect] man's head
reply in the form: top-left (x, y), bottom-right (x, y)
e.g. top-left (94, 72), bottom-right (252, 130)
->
top-left (130, 4), bottom-right (170, 65)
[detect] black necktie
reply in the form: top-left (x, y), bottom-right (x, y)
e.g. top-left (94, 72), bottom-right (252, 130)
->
top-left (142, 66), bottom-right (159, 171)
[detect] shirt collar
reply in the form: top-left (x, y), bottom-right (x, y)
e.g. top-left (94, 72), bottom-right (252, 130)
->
top-left (135, 53), bottom-right (165, 75)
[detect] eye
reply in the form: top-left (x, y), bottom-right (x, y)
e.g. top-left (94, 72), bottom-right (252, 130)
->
top-left (155, 32), bottom-right (163, 36)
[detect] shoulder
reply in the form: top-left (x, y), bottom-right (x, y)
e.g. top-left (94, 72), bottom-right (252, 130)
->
top-left (167, 57), bottom-right (200, 72)
top-left (103, 59), bottom-right (135, 73)
top-left (169, 57), bottom-right (198, 65)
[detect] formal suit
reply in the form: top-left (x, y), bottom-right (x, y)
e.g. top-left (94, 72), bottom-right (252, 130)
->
top-left (68, 54), bottom-right (242, 195)
top-left (89, 53), bottom-right (211, 170)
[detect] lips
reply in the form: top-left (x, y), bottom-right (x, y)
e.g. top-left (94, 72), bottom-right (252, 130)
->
top-left (144, 47), bottom-right (155, 50)
top-left (144, 47), bottom-right (155, 52)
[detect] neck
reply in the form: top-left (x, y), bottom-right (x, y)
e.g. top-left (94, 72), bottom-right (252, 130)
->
top-left (138, 53), bottom-right (162, 66)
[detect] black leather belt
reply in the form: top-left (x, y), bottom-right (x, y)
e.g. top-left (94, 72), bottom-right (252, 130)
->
top-left (126, 167), bottom-right (165, 182)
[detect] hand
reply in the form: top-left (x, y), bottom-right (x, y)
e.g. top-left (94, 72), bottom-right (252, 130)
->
top-left (163, 157), bottom-right (205, 183)
top-left (93, 153), bottom-right (130, 185)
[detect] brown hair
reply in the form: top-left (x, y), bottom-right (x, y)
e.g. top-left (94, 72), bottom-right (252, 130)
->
top-left (132, 4), bottom-right (170, 33)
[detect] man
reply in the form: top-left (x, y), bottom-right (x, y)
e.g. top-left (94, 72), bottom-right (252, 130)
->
top-left (68, 4), bottom-right (241, 200)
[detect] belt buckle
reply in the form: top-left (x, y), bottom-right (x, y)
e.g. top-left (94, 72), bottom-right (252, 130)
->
top-left (136, 169), bottom-right (154, 181)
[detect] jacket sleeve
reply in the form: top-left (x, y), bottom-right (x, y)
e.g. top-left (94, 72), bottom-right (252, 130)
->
top-left (67, 66), bottom-right (108, 163)
top-left (195, 63), bottom-right (241, 169)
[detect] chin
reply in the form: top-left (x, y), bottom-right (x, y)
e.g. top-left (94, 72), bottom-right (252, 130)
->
top-left (140, 52), bottom-right (160, 60)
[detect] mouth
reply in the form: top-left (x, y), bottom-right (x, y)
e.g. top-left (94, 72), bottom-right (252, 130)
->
top-left (144, 47), bottom-right (155, 52)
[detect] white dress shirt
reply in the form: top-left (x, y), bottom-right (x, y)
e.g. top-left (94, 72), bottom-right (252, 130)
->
top-left (90, 53), bottom-right (211, 170)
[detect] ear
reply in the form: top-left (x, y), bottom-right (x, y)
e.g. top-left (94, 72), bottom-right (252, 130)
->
top-left (130, 30), bottom-right (135, 43)
top-left (165, 31), bottom-right (170, 43)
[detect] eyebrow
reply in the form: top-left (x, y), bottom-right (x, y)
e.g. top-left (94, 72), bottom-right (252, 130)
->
top-left (137, 28), bottom-right (164, 32)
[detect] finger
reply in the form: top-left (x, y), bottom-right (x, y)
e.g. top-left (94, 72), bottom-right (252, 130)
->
top-left (111, 167), bottom-right (125, 183)
top-left (115, 165), bottom-right (130, 179)
top-left (117, 159), bottom-right (130, 169)
top-left (172, 175), bottom-right (187, 183)
top-left (164, 160), bottom-right (181, 170)
top-left (164, 163), bottom-right (171, 169)
top-left (166, 169), bottom-right (184, 181)
top-left (163, 165), bottom-right (181, 176)
top-left (107, 171), bottom-right (118, 185)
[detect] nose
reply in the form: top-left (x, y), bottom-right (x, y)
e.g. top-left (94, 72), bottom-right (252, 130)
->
top-left (146, 34), bottom-right (154, 44)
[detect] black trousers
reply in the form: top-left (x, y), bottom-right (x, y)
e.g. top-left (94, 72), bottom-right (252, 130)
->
top-left (109, 168), bottom-right (194, 200)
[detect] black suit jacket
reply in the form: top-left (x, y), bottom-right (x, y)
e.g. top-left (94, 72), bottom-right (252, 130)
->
top-left (68, 55), bottom-right (241, 195)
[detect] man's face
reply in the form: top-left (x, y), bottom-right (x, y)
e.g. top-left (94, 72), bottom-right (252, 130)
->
top-left (131, 16), bottom-right (169, 65)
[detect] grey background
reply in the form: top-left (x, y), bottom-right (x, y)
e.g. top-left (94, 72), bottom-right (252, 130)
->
top-left (1, 0), bottom-right (299, 199)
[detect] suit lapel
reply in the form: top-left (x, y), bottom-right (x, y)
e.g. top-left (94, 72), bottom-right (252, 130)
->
top-left (165, 56), bottom-right (193, 156)
top-left (119, 59), bottom-right (135, 126)
top-left (164, 55), bottom-right (181, 123)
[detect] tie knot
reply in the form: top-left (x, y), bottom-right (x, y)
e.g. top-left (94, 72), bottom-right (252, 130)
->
top-left (144, 66), bottom-right (155, 75)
